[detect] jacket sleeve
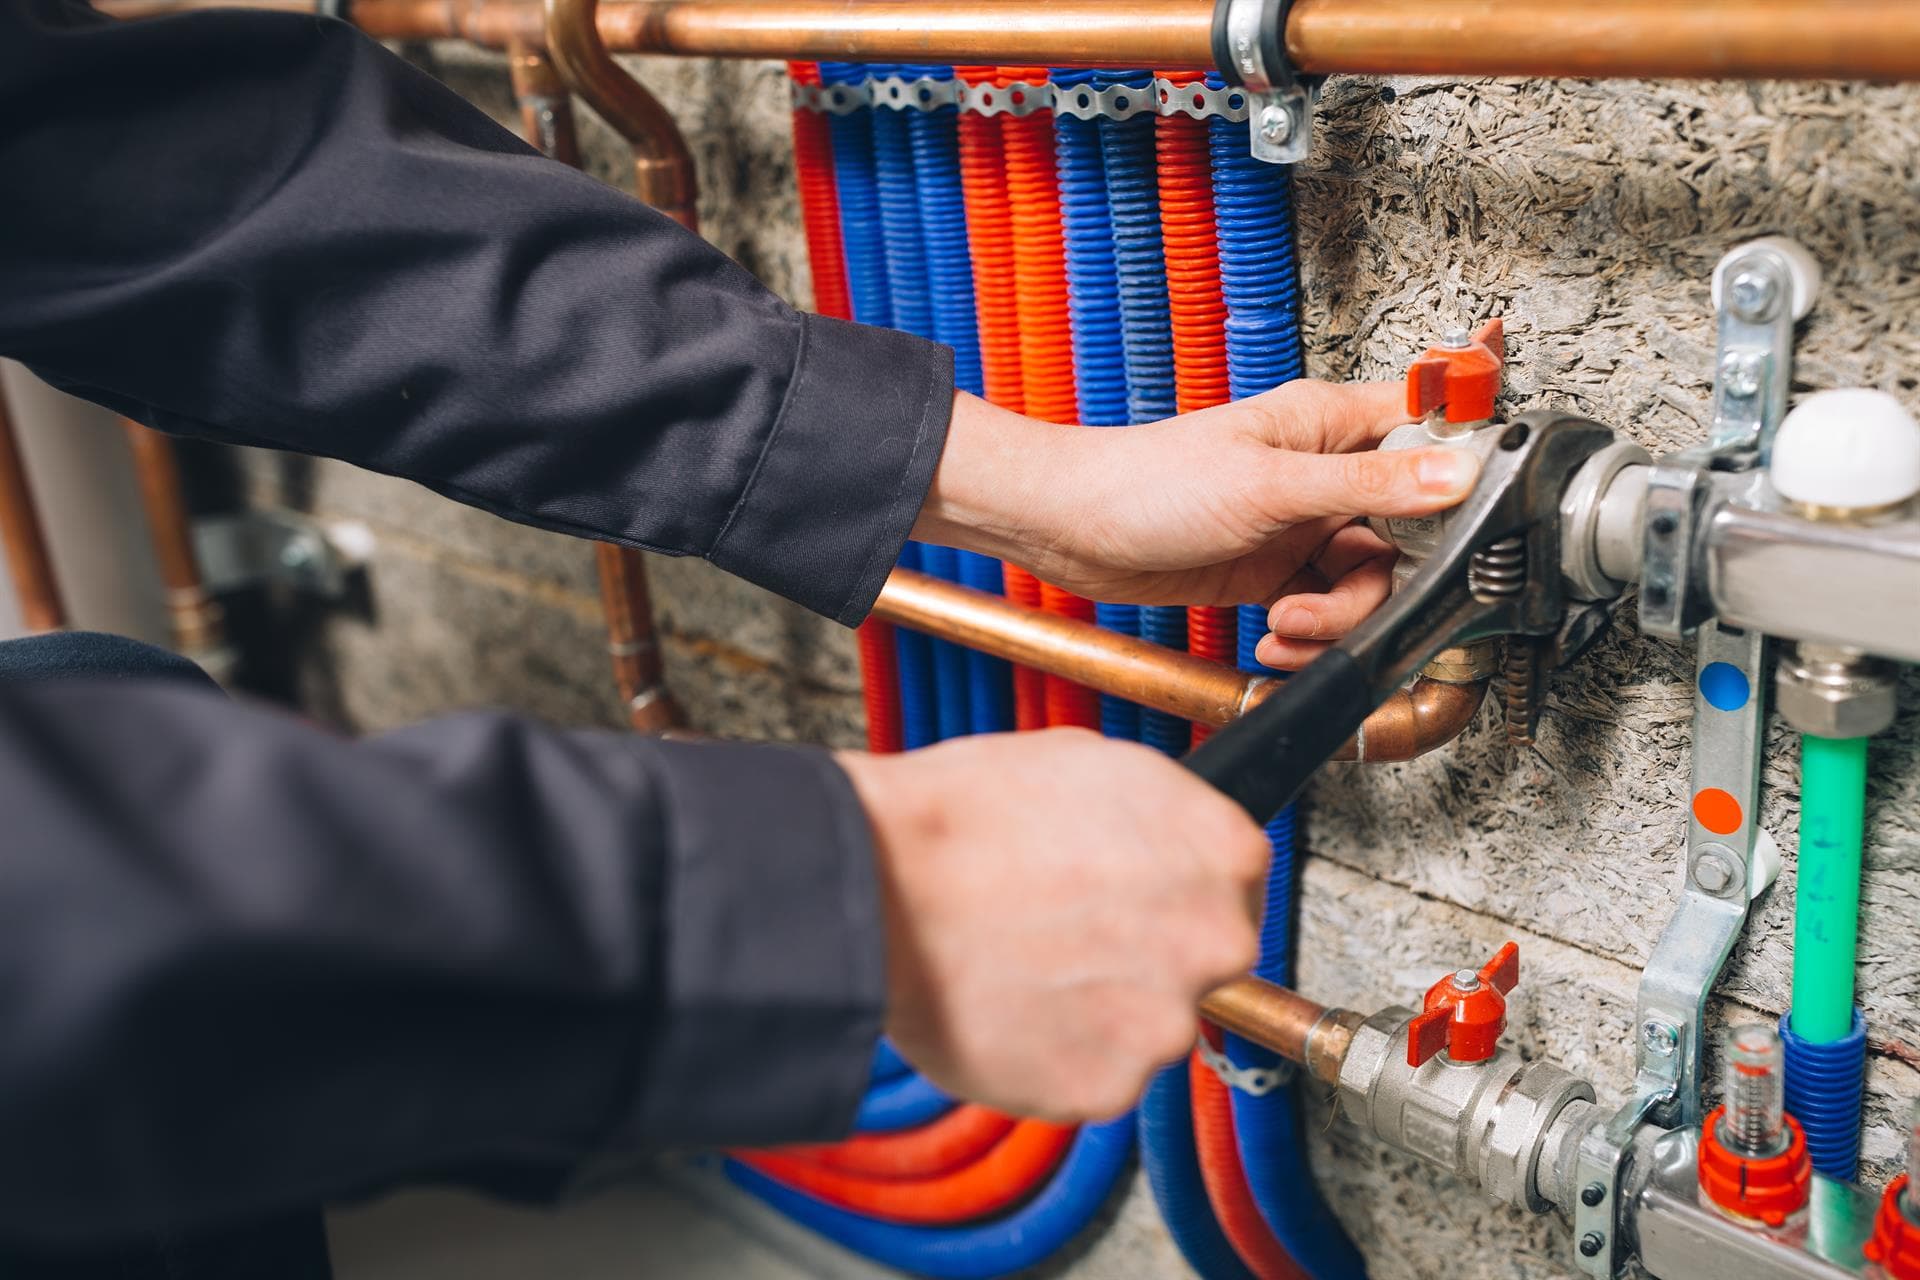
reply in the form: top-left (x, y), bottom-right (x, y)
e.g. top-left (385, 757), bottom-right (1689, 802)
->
top-left (0, 0), bottom-right (953, 626)
top-left (0, 677), bottom-right (888, 1246)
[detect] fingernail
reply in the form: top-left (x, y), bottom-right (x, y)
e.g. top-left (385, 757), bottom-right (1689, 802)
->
top-left (1417, 449), bottom-right (1481, 497)
top-left (1270, 606), bottom-right (1320, 638)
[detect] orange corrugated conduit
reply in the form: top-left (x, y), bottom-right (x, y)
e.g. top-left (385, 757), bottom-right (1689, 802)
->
top-left (995, 64), bottom-right (1099, 730)
top-left (735, 1119), bottom-right (1077, 1224)
top-left (1191, 1026), bottom-right (1312, 1279)
top-left (782, 1104), bottom-right (1020, 1180)
top-left (1157, 69), bottom-right (1235, 746)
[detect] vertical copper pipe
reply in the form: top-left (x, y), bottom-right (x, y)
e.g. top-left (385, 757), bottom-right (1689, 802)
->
top-left (120, 421), bottom-right (230, 665)
top-left (0, 383), bottom-right (67, 633)
top-left (510, 31), bottom-right (681, 732)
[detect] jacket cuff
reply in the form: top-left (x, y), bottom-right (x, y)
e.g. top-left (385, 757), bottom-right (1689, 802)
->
top-left (626, 739), bottom-right (885, 1147)
top-left (707, 313), bottom-right (954, 627)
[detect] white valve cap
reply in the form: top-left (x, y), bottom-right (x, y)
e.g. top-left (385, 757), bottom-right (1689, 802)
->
top-left (1711, 236), bottom-right (1823, 323)
top-left (1771, 389), bottom-right (1920, 512)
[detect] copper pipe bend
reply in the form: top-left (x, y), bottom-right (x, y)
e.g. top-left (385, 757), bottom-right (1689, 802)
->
top-left (543, 0), bottom-right (697, 224)
top-left (1330, 674), bottom-right (1487, 763)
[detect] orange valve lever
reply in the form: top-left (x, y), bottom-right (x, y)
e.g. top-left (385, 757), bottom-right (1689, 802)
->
top-left (1407, 317), bottom-right (1506, 425)
top-left (1407, 940), bottom-right (1519, 1068)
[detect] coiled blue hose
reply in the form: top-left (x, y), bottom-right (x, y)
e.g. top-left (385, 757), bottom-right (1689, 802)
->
top-left (855, 1069), bottom-right (957, 1134)
top-left (727, 1118), bottom-right (1136, 1279)
top-left (1098, 69), bottom-right (1189, 758)
top-left (1052, 69), bottom-right (1142, 744)
top-left (869, 1038), bottom-right (911, 1085)
top-left (1212, 101), bottom-right (1367, 1280)
top-left (1780, 1008), bottom-right (1869, 1180)
top-left (1140, 1063), bottom-right (1260, 1280)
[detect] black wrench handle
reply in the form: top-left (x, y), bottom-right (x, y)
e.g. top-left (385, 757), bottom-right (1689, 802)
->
top-left (1181, 649), bottom-right (1377, 824)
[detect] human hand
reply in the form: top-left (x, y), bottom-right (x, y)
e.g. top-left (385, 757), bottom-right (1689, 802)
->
top-left (913, 382), bottom-right (1476, 624)
top-left (837, 729), bottom-right (1266, 1121)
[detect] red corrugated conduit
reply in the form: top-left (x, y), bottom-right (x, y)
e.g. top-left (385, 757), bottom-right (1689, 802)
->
top-left (954, 65), bottom-right (1047, 732)
top-left (790, 59), bottom-right (904, 754)
top-left (995, 64), bottom-right (1100, 730)
top-left (782, 1104), bottom-right (1020, 1180)
top-left (736, 1120), bottom-right (1077, 1224)
top-left (1191, 1025), bottom-right (1311, 1280)
top-left (1157, 69), bottom-right (1235, 748)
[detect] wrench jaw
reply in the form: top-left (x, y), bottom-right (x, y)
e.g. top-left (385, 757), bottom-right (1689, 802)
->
top-left (1344, 412), bottom-right (1622, 706)
top-left (1183, 411), bottom-right (1624, 823)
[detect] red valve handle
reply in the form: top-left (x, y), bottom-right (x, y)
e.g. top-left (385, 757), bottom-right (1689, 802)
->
top-left (1407, 940), bottom-right (1520, 1068)
top-left (1406, 317), bottom-right (1506, 424)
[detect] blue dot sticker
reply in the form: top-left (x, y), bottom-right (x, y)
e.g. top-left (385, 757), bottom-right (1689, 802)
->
top-left (1699, 661), bottom-right (1751, 712)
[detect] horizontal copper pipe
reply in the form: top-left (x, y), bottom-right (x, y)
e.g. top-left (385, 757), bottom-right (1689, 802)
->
top-left (875, 569), bottom-right (1276, 728)
top-left (875, 570), bottom-right (1485, 761)
top-left (121, 421), bottom-right (228, 661)
top-left (103, 0), bottom-right (1920, 79)
top-left (1198, 977), bottom-right (1360, 1086)
top-left (1288, 0), bottom-right (1920, 81)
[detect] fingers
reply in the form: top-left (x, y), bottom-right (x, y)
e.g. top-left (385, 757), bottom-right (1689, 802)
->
top-left (1267, 552), bottom-right (1394, 641)
top-left (1238, 379), bottom-right (1409, 453)
top-left (1262, 444), bottom-right (1480, 522)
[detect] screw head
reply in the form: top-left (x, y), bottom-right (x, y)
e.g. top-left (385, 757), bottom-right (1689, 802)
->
top-left (1579, 1232), bottom-right (1605, 1259)
top-left (1580, 1182), bottom-right (1607, 1208)
top-left (1258, 103), bottom-right (1294, 144)
top-left (1642, 1019), bottom-right (1679, 1058)
top-left (1441, 326), bottom-right (1472, 350)
top-left (1719, 349), bottom-right (1767, 399)
top-left (1729, 269), bottom-right (1778, 320)
top-left (1692, 850), bottom-right (1735, 893)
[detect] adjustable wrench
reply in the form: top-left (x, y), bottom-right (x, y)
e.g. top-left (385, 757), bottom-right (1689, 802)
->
top-left (1184, 410), bottom-right (1619, 823)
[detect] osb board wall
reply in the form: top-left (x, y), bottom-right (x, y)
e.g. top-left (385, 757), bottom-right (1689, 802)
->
top-left (255, 42), bottom-right (1920, 1280)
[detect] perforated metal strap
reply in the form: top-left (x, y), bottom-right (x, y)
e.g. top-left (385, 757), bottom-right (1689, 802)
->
top-left (1196, 1034), bottom-right (1295, 1097)
top-left (790, 73), bottom-right (1251, 123)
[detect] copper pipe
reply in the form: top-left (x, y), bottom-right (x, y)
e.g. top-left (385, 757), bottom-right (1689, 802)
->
top-left (120, 421), bottom-right (229, 662)
top-left (528, 1), bottom-right (685, 732)
top-left (0, 384), bottom-right (66, 633)
top-left (508, 36), bottom-right (583, 165)
top-left (544, 0), bottom-right (697, 224)
top-left (1198, 977), bottom-right (1361, 1087)
top-left (1287, 0), bottom-right (1920, 82)
top-left (876, 570), bottom-right (1484, 760)
top-left (106, 0), bottom-right (1920, 80)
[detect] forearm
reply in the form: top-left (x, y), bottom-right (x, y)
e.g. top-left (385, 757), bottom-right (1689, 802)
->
top-left (0, 0), bottom-right (950, 623)
top-left (0, 681), bottom-right (883, 1246)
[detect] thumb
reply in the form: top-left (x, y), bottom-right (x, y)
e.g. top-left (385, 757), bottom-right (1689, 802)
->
top-left (1264, 446), bottom-right (1481, 521)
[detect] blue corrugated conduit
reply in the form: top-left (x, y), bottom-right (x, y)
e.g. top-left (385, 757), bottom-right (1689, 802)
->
top-left (903, 62), bottom-right (1015, 737)
top-left (728, 1117), bottom-right (1136, 1279)
top-left (1098, 69), bottom-right (1190, 758)
top-left (871, 63), bottom-right (968, 745)
top-left (1054, 68), bottom-right (1142, 744)
top-left (855, 1066), bottom-right (957, 1134)
top-left (1141, 1063), bottom-right (1260, 1280)
top-left (1211, 88), bottom-right (1367, 1280)
top-left (818, 64), bottom-right (892, 328)
top-left (869, 1038), bottom-right (911, 1085)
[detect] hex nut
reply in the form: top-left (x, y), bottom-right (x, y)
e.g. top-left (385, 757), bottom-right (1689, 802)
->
top-left (1479, 1061), bottom-right (1594, 1213)
top-left (1776, 644), bottom-right (1897, 738)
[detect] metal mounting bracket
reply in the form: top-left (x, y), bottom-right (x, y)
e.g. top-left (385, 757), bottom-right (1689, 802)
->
top-left (191, 511), bottom-right (371, 600)
top-left (1571, 1090), bottom-right (1670, 1278)
top-left (1708, 243), bottom-right (1799, 458)
top-left (1634, 611), bottom-right (1767, 1132)
top-left (1213, 0), bottom-right (1313, 164)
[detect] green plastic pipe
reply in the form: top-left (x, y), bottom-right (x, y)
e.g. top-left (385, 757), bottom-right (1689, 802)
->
top-left (1791, 734), bottom-right (1869, 1044)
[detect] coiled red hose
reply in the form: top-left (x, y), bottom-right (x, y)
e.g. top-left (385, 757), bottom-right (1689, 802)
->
top-left (782, 1104), bottom-right (1020, 1180)
top-left (737, 1120), bottom-right (1076, 1225)
top-left (1158, 70), bottom-right (1235, 748)
top-left (1191, 1026), bottom-right (1310, 1280)
top-left (994, 65), bottom-right (1100, 731)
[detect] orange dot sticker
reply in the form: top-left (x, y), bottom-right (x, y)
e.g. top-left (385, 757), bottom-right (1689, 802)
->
top-left (1693, 788), bottom-right (1745, 835)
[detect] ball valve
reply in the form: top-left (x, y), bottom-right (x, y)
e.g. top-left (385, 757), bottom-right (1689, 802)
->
top-left (1407, 940), bottom-right (1519, 1067)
